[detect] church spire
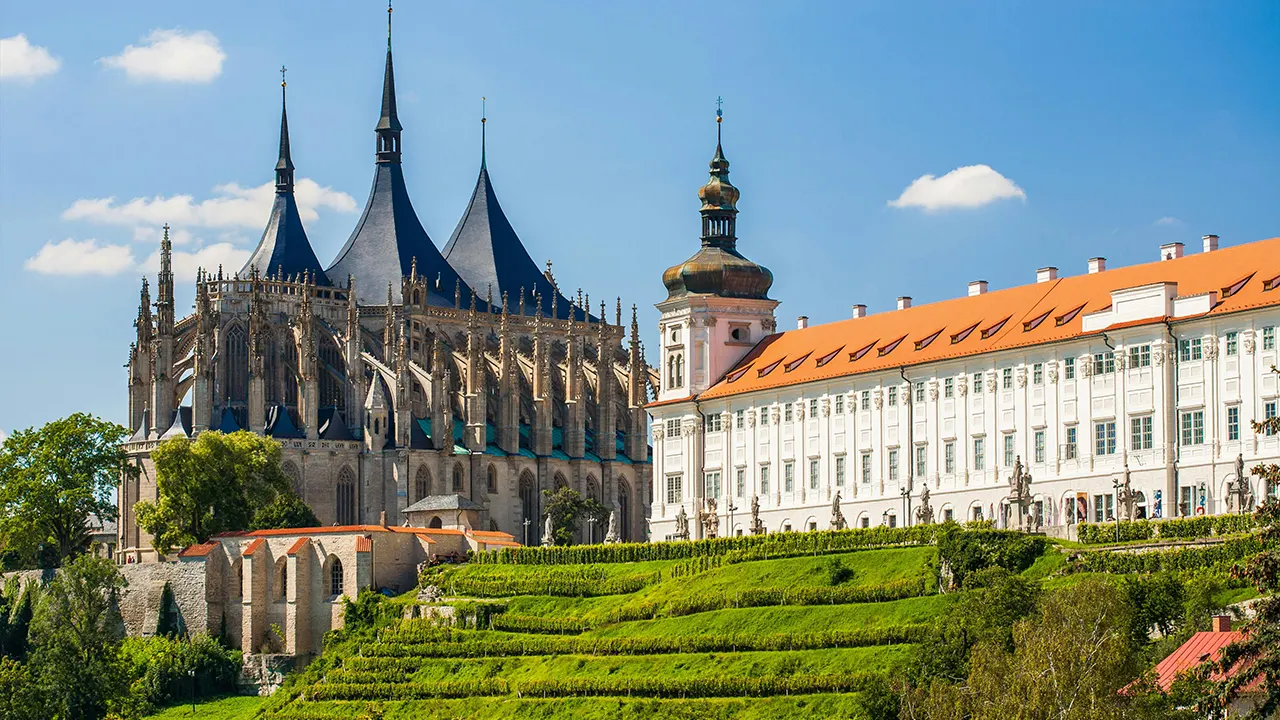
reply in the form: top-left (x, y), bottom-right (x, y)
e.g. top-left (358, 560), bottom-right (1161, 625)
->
top-left (376, 1), bottom-right (402, 163)
top-left (480, 97), bottom-right (487, 169)
top-left (699, 97), bottom-right (739, 249)
top-left (276, 66), bottom-right (295, 193)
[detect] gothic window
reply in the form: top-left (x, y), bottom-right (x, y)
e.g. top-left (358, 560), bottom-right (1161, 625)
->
top-left (319, 336), bottom-right (346, 413)
top-left (617, 477), bottom-right (632, 542)
top-left (519, 471), bottom-right (538, 545)
top-left (274, 558), bottom-right (288, 601)
top-left (224, 325), bottom-right (249, 422)
top-left (328, 557), bottom-right (344, 597)
top-left (452, 463), bottom-right (464, 492)
top-left (415, 465), bottom-right (430, 501)
top-left (336, 467), bottom-right (357, 525)
top-left (282, 461), bottom-right (302, 497)
top-left (487, 465), bottom-right (498, 494)
top-left (586, 476), bottom-right (599, 502)
top-left (229, 558), bottom-right (242, 599)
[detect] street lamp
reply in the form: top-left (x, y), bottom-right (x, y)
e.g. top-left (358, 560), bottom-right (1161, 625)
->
top-left (522, 518), bottom-right (530, 546)
top-left (1111, 477), bottom-right (1122, 543)
top-left (727, 501), bottom-right (738, 537)
top-left (587, 516), bottom-right (596, 544)
top-left (900, 484), bottom-right (911, 528)
top-left (882, 509), bottom-right (890, 528)
top-left (188, 667), bottom-right (196, 714)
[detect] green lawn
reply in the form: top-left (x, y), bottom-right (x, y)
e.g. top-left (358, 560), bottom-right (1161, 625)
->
top-left (146, 695), bottom-right (264, 720)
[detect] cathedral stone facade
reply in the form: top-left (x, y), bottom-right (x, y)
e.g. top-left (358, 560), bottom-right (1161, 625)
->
top-left (117, 19), bottom-right (655, 562)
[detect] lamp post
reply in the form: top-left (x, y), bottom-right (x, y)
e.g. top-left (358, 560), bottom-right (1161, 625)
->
top-left (522, 518), bottom-right (530, 546)
top-left (188, 667), bottom-right (196, 714)
top-left (882, 509), bottom-right (890, 528)
top-left (900, 484), bottom-right (912, 527)
top-left (1111, 477), bottom-right (1122, 543)
top-left (727, 502), bottom-right (737, 537)
top-left (587, 516), bottom-right (596, 545)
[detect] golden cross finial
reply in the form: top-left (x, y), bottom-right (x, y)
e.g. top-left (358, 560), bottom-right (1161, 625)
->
top-left (280, 65), bottom-right (287, 88)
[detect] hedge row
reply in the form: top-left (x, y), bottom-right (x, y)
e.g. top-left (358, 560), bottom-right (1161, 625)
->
top-left (1076, 514), bottom-right (1257, 545)
top-left (662, 577), bottom-right (931, 618)
top-left (472, 525), bottom-right (944, 565)
top-left (519, 672), bottom-right (885, 699)
top-left (491, 613), bottom-right (590, 635)
top-left (444, 572), bottom-right (657, 598)
top-left (308, 679), bottom-right (509, 700)
top-left (1069, 536), bottom-right (1263, 574)
top-left (361, 626), bottom-right (926, 658)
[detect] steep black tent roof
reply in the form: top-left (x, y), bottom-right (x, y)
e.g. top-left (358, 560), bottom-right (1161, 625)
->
top-left (241, 77), bottom-right (331, 284)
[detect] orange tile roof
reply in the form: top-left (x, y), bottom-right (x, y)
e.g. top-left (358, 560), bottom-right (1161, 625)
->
top-left (697, 237), bottom-right (1280, 401)
top-left (1130, 630), bottom-right (1260, 695)
top-left (285, 537), bottom-right (310, 555)
top-left (177, 541), bottom-right (219, 558)
top-left (355, 535), bottom-right (372, 553)
top-left (241, 538), bottom-right (264, 556)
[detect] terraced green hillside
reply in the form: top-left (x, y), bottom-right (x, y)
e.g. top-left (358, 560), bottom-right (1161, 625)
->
top-left (259, 538), bottom-right (948, 720)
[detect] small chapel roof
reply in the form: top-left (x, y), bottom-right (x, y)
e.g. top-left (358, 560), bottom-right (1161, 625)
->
top-left (402, 494), bottom-right (485, 513)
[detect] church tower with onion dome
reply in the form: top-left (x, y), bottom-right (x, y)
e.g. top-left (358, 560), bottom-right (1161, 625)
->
top-left (657, 105), bottom-right (778, 403)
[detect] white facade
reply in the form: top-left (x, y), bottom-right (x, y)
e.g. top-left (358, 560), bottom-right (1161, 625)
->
top-left (650, 264), bottom-right (1280, 540)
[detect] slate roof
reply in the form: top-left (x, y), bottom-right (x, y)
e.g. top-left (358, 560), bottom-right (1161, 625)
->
top-left (443, 164), bottom-right (581, 319)
top-left (402, 494), bottom-right (485, 513)
top-left (266, 404), bottom-right (304, 439)
top-left (693, 236), bottom-right (1280, 401)
top-left (318, 408), bottom-right (356, 441)
top-left (159, 406), bottom-right (193, 440)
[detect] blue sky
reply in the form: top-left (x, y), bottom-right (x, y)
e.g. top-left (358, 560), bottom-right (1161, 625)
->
top-left (1, 1), bottom-right (1278, 437)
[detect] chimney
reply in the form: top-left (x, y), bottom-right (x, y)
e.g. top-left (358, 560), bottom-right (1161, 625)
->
top-left (1160, 242), bottom-right (1185, 261)
top-left (897, 296), bottom-right (912, 310)
top-left (968, 281), bottom-right (988, 297)
top-left (1211, 615), bottom-right (1232, 633)
top-left (379, 510), bottom-right (388, 528)
top-left (1088, 257), bottom-right (1106, 274)
top-left (1036, 267), bottom-right (1058, 283)
top-left (851, 304), bottom-right (867, 319)
top-left (1202, 234), bottom-right (1219, 253)
top-left (797, 316), bottom-right (809, 330)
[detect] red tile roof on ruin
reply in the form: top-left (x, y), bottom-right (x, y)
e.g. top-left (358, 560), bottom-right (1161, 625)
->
top-left (285, 537), bottom-right (310, 555)
top-left (354, 535), bottom-right (372, 553)
top-left (682, 236), bottom-right (1279, 402)
top-left (241, 538), bottom-right (265, 556)
top-left (177, 541), bottom-right (219, 558)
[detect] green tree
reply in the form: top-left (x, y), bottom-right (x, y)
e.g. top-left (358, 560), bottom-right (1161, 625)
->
top-left (2, 581), bottom-right (37, 659)
top-left (910, 566), bottom-right (1039, 683)
top-left (0, 413), bottom-right (130, 567)
top-left (134, 430), bottom-right (290, 553)
top-left (0, 657), bottom-right (45, 720)
top-left (29, 554), bottom-right (128, 720)
top-left (541, 486), bottom-right (606, 546)
top-left (251, 490), bottom-right (320, 531)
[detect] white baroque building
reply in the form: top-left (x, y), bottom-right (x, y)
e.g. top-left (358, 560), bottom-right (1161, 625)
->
top-left (650, 123), bottom-right (1280, 539)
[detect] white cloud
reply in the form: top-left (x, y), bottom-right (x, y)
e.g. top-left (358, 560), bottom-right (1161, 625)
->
top-left (138, 242), bottom-right (251, 282)
top-left (133, 225), bottom-right (197, 246)
top-left (0, 34), bottom-right (61, 82)
top-left (888, 164), bottom-right (1026, 212)
top-left (99, 29), bottom-right (225, 83)
top-left (24, 238), bottom-right (137, 276)
top-left (1155, 216), bottom-right (1183, 227)
top-left (63, 178), bottom-right (356, 229)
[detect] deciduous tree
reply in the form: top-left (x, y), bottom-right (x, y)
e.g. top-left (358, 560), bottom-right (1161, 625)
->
top-left (542, 487), bottom-right (606, 546)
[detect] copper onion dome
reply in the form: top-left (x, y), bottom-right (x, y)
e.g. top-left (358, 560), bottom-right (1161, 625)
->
top-left (662, 110), bottom-right (773, 301)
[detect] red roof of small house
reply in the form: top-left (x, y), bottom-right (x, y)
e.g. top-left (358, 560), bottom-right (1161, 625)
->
top-left (285, 537), bottom-right (310, 555)
top-left (177, 541), bottom-right (219, 558)
top-left (355, 535), bottom-right (372, 553)
top-left (241, 538), bottom-right (265, 556)
top-left (1132, 626), bottom-right (1262, 696)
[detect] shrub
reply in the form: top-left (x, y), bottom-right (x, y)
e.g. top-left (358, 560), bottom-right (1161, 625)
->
top-left (518, 672), bottom-right (888, 698)
top-left (937, 525), bottom-right (1046, 587)
top-left (118, 634), bottom-right (241, 714)
top-left (1068, 536), bottom-right (1263, 575)
top-left (1076, 515), bottom-right (1257, 544)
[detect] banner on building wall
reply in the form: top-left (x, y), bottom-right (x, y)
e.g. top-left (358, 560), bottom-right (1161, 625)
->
top-left (1076, 493), bottom-right (1089, 523)
top-left (1152, 489), bottom-right (1162, 519)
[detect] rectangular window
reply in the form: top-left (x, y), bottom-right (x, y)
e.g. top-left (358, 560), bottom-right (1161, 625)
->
top-left (1093, 351), bottom-right (1116, 376)
top-left (915, 382), bottom-right (926, 403)
top-left (861, 452), bottom-right (872, 484)
top-left (888, 386), bottom-right (898, 407)
top-left (1003, 433), bottom-right (1015, 466)
top-left (1094, 421), bottom-right (1117, 456)
top-left (1227, 406), bottom-right (1240, 441)
top-left (944, 441), bottom-right (956, 474)
top-left (973, 437), bottom-right (985, 471)
top-left (1180, 338), bottom-right (1203, 362)
top-left (760, 408), bottom-right (770, 426)
top-left (1064, 357), bottom-right (1076, 380)
top-left (1034, 430), bottom-right (1046, 464)
top-left (784, 403), bottom-right (793, 422)
top-left (1128, 344), bottom-right (1152, 368)
top-left (834, 395), bottom-right (845, 414)
top-left (1179, 486), bottom-right (1193, 518)
top-left (1002, 368), bottom-right (1014, 390)
top-left (1226, 331), bottom-right (1238, 356)
top-left (973, 373), bottom-right (984, 394)
top-left (735, 468), bottom-right (745, 497)
top-left (860, 516), bottom-right (870, 529)
top-left (666, 475), bottom-right (682, 505)
top-left (784, 461), bottom-right (794, 492)
top-left (809, 459), bottom-right (820, 490)
top-left (915, 445), bottom-right (927, 477)
top-left (943, 508), bottom-right (955, 523)
top-left (888, 449), bottom-right (899, 481)
top-left (1033, 363), bottom-right (1044, 385)
top-left (809, 398), bottom-right (819, 417)
top-left (1094, 493), bottom-right (1114, 523)
top-left (707, 413), bottom-right (723, 433)
top-left (1264, 326), bottom-right (1276, 351)
top-left (860, 391), bottom-right (870, 411)
top-left (735, 410), bottom-right (744, 430)
top-left (666, 419), bottom-right (681, 437)
top-left (835, 456), bottom-right (846, 486)
top-left (705, 471), bottom-right (721, 500)
top-left (1180, 411), bottom-right (1205, 446)
top-left (1065, 426), bottom-right (1078, 460)
top-left (1130, 415), bottom-right (1153, 450)
top-left (944, 378), bottom-right (954, 398)
top-left (1265, 401), bottom-right (1278, 436)
top-left (760, 465), bottom-right (771, 495)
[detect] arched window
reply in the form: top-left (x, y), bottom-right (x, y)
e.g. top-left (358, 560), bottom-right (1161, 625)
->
top-left (554, 472), bottom-right (568, 491)
top-left (319, 336), bottom-right (346, 414)
top-left (487, 465), bottom-right (498, 494)
top-left (415, 466), bottom-right (430, 502)
top-left (275, 558), bottom-right (288, 601)
top-left (329, 557), bottom-right (344, 597)
top-left (225, 325), bottom-right (249, 426)
top-left (617, 478), bottom-right (632, 542)
top-left (336, 467), bottom-right (357, 525)
top-left (428, 516), bottom-right (443, 529)
top-left (586, 476), bottom-right (599, 502)
top-left (452, 464), bottom-right (464, 493)
top-left (519, 471), bottom-right (538, 545)
top-left (229, 558), bottom-right (243, 599)
top-left (282, 461), bottom-right (302, 497)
